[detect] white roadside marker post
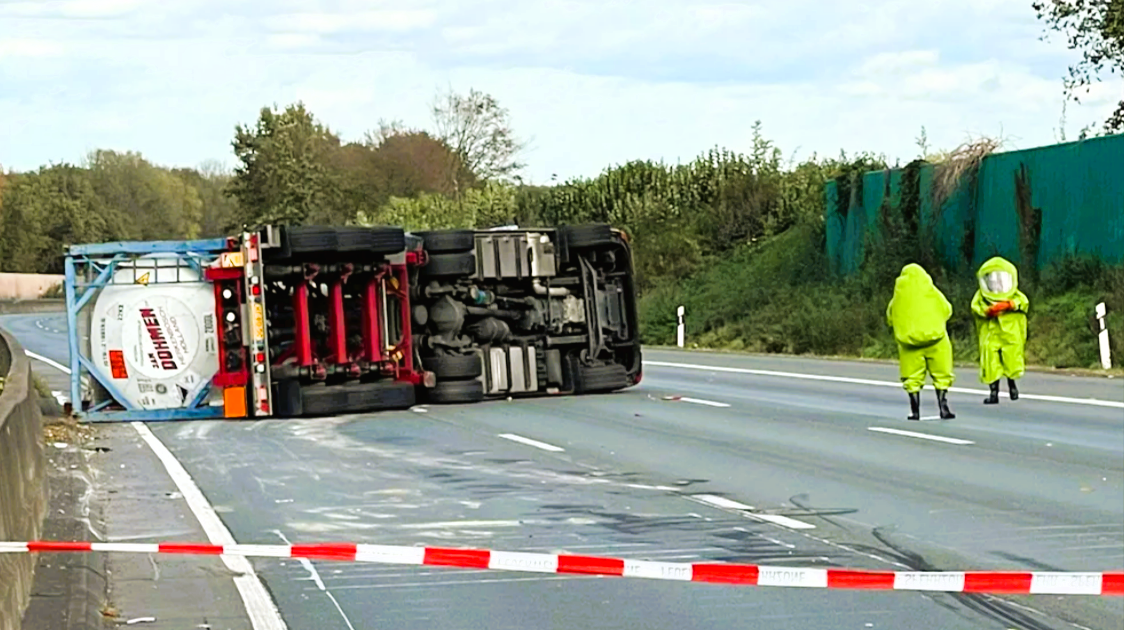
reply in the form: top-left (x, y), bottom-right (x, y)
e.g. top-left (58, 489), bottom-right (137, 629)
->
top-left (676, 305), bottom-right (685, 348)
top-left (1095, 302), bottom-right (1111, 370)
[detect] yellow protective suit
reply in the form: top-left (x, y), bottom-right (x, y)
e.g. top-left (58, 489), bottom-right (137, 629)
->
top-left (970, 256), bottom-right (1029, 386)
top-left (886, 264), bottom-right (956, 394)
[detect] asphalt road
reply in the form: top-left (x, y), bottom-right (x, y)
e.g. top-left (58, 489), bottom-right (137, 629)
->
top-left (4, 313), bottom-right (1123, 630)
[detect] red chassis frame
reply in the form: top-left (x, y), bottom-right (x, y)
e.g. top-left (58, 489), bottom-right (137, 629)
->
top-left (280, 244), bottom-right (428, 387)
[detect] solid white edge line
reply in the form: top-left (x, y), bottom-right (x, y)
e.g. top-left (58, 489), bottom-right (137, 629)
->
top-left (497, 433), bottom-right (565, 452)
top-left (678, 397), bottom-right (731, 408)
top-left (133, 424), bottom-right (287, 630)
top-left (20, 347), bottom-right (280, 627)
top-left (867, 427), bottom-right (975, 445)
top-left (643, 360), bottom-right (1124, 409)
top-left (24, 350), bottom-right (70, 374)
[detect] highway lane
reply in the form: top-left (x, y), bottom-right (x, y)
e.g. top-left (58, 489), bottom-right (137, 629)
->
top-left (3, 312), bottom-right (1122, 630)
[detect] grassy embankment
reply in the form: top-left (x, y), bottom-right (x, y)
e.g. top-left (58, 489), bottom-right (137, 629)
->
top-left (638, 220), bottom-right (1124, 377)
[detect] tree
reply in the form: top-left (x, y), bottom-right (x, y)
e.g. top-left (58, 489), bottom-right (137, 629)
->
top-left (173, 162), bottom-right (239, 238)
top-left (1033, 0), bottom-right (1124, 134)
top-left (371, 130), bottom-right (476, 199)
top-left (226, 102), bottom-right (345, 228)
top-left (0, 166), bottom-right (114, 273)
top-left (85, 149), bottom-right (202, 241)
top-left (431, 87), bottom-right (527, 188)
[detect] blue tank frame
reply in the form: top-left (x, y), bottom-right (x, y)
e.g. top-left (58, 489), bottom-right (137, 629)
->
top-left (63, 237), bottom-right (233, 423)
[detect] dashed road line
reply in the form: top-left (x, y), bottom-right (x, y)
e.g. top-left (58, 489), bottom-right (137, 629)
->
top-left (678, 397), bottom-right (731, 408)
top-left (643, 360), bottom-right (1124, 409)
top-left (690, 494), bottom-right (817, 530)
top-left (692, 494), bottom-right (754, 510)
top-left (867, 427), bottom-right (975, 445)
top-left (497, 433), bottom-right (566, 452)
top-left (746, 513), bottom-right (819, 530)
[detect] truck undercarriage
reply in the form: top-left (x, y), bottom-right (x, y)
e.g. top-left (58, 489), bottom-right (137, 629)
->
top-left (410, 224), bottom-right (642, 405)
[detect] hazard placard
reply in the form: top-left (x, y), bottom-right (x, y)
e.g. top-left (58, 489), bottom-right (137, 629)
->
top-left (219, 252), bottom-right (245, 268)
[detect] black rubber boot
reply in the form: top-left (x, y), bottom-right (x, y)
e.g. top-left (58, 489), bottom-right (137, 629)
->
top-left (907, 392), bottom-right (921, 420)
top-left (1007, 378), bottom-right (1019, 401)
top-left (984, 380), bottom-right (1000, 404)
top-left (936, 389), bottom-right (955, 419)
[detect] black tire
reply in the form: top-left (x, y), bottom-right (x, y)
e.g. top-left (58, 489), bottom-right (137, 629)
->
top-left (300, 380), bottom-right (416, 416)
top-left (272, 379), bottom-right (304, 418)
top-left (425, 379), bottom-right (485, 405)
top-left (416, 229), bottom-right (475, 253)
top-left (572, 362), bottom-right (630, 394)
top-left (422, 351), bottom-right (483, 380)
top-left (284, 226), bottom-right (406, 257)
top-left (560, 223), bottom-right (614, 249)
top-left (423, 252), bottom-right (476, 278)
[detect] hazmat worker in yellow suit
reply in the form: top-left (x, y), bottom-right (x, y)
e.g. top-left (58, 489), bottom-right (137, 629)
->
top-left (970, 256), bottom-right (1029, 404)
top-left (886, 263), bottom-right (956, 420)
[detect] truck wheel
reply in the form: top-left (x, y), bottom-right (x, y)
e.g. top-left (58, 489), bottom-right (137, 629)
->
top-left (416, 229), bottom-right (475, 253)
top-left (422, 351), bottom-right (483, 380)
top-left (423, 252), bottom-right (476, 278)
top-left (559, 223), bottom-right (614, 250)
top-left (425, 379), bottom-right (485, 405)
top-left (300, 380), bottom-right (416, 416)
top-left (284, 226), bottom-right (406, 257)
top-left (572, 362), bottom-right (630, 394)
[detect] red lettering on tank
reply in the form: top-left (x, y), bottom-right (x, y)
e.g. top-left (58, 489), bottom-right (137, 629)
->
top-left (139, 308), bottom-right (179, 370)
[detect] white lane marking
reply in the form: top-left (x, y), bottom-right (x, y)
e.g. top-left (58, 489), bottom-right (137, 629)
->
top-left (745, 513), bottom-right (818, 530)
top-left (867, 427), bottom-right (975, 445)
top-left (23, 351), bottom-right (91, 390)
top-left (275, 530), bottom-right (354, 630)
top-left (643, 360), bottom-right (1124, 409)
top-left (692, 495), bottom-right (818, 530)
top-left (691, 494), bottom-right (755, 510)
top-left (919, 416), bottom-right (941, 421)
top-left (133, 424), bottom-right (287, 630)
top-left (497, 433), bottom-right (565, 452)
top-left (25, 350), bottom-right (71, 374)
top-left (678, 397), bottom-right (730, 408)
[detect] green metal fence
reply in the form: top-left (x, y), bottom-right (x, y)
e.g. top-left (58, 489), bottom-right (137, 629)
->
top-left (825, 134), bottom-right (1124, 276)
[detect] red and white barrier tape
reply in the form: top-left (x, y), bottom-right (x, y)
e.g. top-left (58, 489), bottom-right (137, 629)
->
top-left (2, 541), bottom-right (1120, 596)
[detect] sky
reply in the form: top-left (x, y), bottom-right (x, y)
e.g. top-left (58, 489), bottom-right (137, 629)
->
top-left (1, 0), bottom-right (1121, 185)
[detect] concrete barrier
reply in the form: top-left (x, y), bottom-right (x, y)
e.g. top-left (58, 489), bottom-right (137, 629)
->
top-left (0, 300), bottom-right (65, 315)
top-left (0, 274), bottom-right (63, 300)
top-left (0, 327), bottom-right (49, 630)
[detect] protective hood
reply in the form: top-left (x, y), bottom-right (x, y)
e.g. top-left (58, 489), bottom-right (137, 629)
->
top-left (976, 256), bottom-right (1019, 301)
top-left (888, 263), bottom-right (952, 346)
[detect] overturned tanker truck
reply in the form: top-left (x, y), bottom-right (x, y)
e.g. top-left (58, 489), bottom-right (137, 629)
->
top-left (61, 223), bottom-right (642, 422)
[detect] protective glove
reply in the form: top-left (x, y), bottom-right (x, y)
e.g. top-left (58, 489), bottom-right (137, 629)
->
top-left (986, 301), bottom-right (1013, 317)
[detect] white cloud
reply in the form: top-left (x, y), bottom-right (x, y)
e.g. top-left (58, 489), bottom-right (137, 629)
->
top-left (0, 0), bottom-right (144, 19)
top-left (0, 0), bottom-right (1120, 183)
top-left (0, 38), bottom-right (67, 59)
top-left (263, 9), bottom-right (437, 34)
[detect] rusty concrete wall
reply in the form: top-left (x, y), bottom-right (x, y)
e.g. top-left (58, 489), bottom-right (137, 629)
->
top-left (0, 274), bottom-right (64, 300)
top-left (0, 327), bottom-right (48, 630)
